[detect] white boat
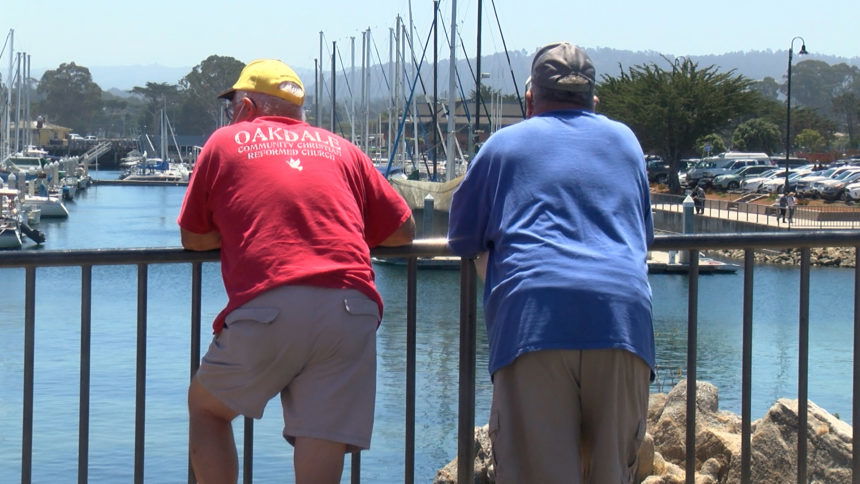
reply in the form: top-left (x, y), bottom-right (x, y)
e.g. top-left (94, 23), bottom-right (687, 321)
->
top-left (121, 159), bottom-right (189, 182)
top-left (23, 194), bottom-right (69, 218)
top-left (0, 188), bottom-right (23, 249)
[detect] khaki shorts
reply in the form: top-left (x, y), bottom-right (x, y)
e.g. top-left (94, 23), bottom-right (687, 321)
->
top-left (196, 285), bottom-right (379, 451)
top-left (490, 348), bottom-right (650, 484)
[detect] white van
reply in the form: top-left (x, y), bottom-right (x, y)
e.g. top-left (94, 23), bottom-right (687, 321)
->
top-left (685, 152), bottom-right (772, 187)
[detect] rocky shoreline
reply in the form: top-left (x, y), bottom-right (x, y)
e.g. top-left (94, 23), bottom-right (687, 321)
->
top-left (434, 380), bottom-right (853, 483)
top-left (708, 246), bottom-right (857, 268)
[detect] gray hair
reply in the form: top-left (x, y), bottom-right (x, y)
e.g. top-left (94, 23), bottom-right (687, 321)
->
top-left (530, 83), bottom-right (594, 110)
top-left (235, 90), bottom-right (304, 119)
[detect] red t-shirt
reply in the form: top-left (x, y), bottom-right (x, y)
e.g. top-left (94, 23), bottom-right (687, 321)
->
top-left (178, 116), bottom-right (411, 333)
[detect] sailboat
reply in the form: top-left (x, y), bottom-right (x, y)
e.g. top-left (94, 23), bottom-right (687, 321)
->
top-left (121, 109), bottom-right (189, 182)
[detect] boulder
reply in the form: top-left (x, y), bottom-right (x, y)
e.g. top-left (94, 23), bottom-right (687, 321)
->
top-left (724, 398), bottom-right (853, 483)
top-left (650, 379), bottom-right (739, 465)
top-left (433, 425), bottom-right (494, 484)
top-left (434, 383), bottom-right (853, 484)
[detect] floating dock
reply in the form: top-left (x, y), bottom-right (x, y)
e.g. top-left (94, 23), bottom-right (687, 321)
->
top-left (647, 251), bottom-right (739, 274)
top-left (92, 179), bottom-right (188, 187)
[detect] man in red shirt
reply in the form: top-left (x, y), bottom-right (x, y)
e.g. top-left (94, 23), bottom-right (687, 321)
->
top-left (178, 59), bottom-right (414, 484)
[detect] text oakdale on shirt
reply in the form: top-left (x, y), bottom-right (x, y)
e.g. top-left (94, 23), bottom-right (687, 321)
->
top-left (233, 126), bottom-right (343, 161)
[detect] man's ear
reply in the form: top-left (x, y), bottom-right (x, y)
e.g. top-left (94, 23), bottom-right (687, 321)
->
top-left (525, 90), bottom-right (534, 118)
top-left (233, 96), bottom-right (256, 123)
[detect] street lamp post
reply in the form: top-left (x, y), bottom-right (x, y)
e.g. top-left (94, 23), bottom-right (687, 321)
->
top-left (784, 36), bottom-right (808, 195)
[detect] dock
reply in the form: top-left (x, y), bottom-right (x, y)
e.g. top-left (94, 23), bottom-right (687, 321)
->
top-left (647, 250), bottom-right (739, 274)
top-left (92, 179), bottom-right (188, 187)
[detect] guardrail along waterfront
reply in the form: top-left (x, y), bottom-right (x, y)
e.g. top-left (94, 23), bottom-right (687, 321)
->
top-left (1, 233), bottom-right (859, 484)
top-left (652, 192), bottom-right (860, 230)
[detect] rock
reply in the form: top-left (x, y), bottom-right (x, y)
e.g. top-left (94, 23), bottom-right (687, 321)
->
top-left (648, 393), bottom-right (669, 428)
top-left (636, 433), bottom-right (655, 482)
top-left (435, 384), bottom-right (853, 484)
top-left (708, 247), bottom-right (857, 268)
top-left (724, 398), bottom-right (853, 483)
top-left (433, 425), bottom-right (494, 484)
top-left (650, 379), bottom-right (735, 464)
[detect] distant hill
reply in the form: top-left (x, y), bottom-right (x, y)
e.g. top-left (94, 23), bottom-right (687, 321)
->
top-left (32, 49), bottom-right (860, 95)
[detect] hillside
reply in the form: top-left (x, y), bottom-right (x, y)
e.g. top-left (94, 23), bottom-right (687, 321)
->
top-left (32, 48), bottom-right (860, 95)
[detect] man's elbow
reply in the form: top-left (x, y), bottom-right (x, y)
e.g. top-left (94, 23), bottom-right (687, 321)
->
top-left (181, 229), bottom-right (221, 251)
top-left (378, 216), bottom-right (416, 247)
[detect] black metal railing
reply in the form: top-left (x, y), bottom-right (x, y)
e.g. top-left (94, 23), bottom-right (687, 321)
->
top-left (1, 232), bottom-right (859, 484)
top-left (652, 192), bottom-right (860, 229)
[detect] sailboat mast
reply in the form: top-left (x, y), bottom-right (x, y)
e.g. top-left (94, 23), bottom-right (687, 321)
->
top-left (445, 0), bottom-right (457, 182)
top-left (313, 58), bottom-right (319, 126)
top-left (474, 0), bottom-right (483, 157)
top-left (408, 0), bottom-right (419, 169)
top-left (15, 53), bottom-right (22, 153)
top-left (432, 1), bottom-right (438, 180)
top-left (387, 27), bottom-right (394, 161)
top-left (350, 36), bottom-right (356, 144)
top-left (361, 29), bottom-right (369, 155)
top-left (331, 41), bottom-right (336, 133)
top-left (3, 29), bottom-right (13, 159)
top-left (318, 32), bottom-right (324, 127)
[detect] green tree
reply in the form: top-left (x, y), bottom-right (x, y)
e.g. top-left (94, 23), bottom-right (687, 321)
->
top-left (794, 128), bottom-right (826, 153)
top-left (177, 55), bottom-right (245, 135)
top-left (695, 134), bottom-right (727, 156)
top-left (598, 57), bottom-right (757, 192)
top-left (751, 76), bottom-right (780, 100)
top-left (731, 118), bottom-right (782, 153)
top-left (832, 92), bottom-right (860, 149)
top-left (786, 60), bottom-right (860, 121)
top-left (130, 82), bottom-right (181, 135)
top-left (36, 62), bottom-right (102, 132)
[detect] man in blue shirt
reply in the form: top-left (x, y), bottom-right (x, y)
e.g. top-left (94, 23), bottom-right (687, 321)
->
top-left (448, 42), bottom-right (655, 483)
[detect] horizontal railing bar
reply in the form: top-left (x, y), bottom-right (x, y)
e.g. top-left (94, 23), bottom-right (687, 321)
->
top-left (2, 232), bottom-right (860, 269)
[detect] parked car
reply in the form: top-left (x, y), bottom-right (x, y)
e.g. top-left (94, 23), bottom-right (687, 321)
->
top-left (843, 181), bottom-right (860, 202)
top-left (84, 135), bottom-right (97, 141)
top-left (794, 166), bottom-right (860, 197)
top-left (793, 168), bottom-right (840, 196)
top-left (647, 157), bottom-right (697, 185)
top-left (68, 133), bottom-right (83, 140)
top-left (813, 170), bottom-right (860, 200)
top-left (712, 165), bottom-right (774, 190)
top-left (740, 169), bottom-right (782, 192)
top-left (685, 152), bottom-right (772, 187)
top-left (760, 170), bottom-right (812, 194)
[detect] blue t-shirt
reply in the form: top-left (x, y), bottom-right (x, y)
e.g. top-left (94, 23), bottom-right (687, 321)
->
top-left (448, 109), bottom-right (655, 376)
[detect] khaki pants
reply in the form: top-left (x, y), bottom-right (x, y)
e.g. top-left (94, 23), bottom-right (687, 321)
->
top-left (490, 349), bottom-right (650, 484)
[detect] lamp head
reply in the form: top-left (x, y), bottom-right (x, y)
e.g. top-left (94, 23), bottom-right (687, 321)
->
top-left (798, 44), bottom-right (809, 55)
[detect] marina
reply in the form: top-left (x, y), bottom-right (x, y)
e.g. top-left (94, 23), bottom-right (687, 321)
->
top-left (0, 179), bottom-right (857, 482)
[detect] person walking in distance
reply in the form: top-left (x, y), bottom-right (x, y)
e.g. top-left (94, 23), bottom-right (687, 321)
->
top-left (178, 59), bottom-right (415, 484)
top-left (785, 191), bottom-right (797, 224)
top-left (448, 42), bottom-right (654, 483)
top-left (778, 193), bottom-right (788, 223)
top-left (692, 184), bottom-right (706, 214)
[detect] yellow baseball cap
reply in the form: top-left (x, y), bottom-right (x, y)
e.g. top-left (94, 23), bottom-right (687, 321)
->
top-left (218, 59), bottom-right (305, 106)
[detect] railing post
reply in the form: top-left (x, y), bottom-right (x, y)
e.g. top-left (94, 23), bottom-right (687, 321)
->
top-left (741, 251), bottom-right (754, 484)
top-left (22, 266), bottom-right (36, 484)
top-left (853, 247), bottom-right (860, 484)
top-left (685, 250), bottom-right (699, 484)
top-left (135, 264), bottom-right (148, 484)
top-left (243, 418), bottom-right (253, 483)
top-left (79, 265), bottom-right (92, 484)
top-left (405, 257), bottom-right (418, 484)
top-left (457, 258), bottom-right (477, 484)
top-left (188, 262), bottom-right (203, 484)
top-left (797, 249), bottom-right (810, 484)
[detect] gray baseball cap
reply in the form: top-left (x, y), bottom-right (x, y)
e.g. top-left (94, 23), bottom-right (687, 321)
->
top-left (530, 42), bottom-right (595, 93)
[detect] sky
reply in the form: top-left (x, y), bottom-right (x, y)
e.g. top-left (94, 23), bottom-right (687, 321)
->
top-left (2, 0), bottom-right (858, 72)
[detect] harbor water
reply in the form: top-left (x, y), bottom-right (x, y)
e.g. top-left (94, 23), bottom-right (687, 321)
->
top-left (0, 171), bottom-right (855, 482)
